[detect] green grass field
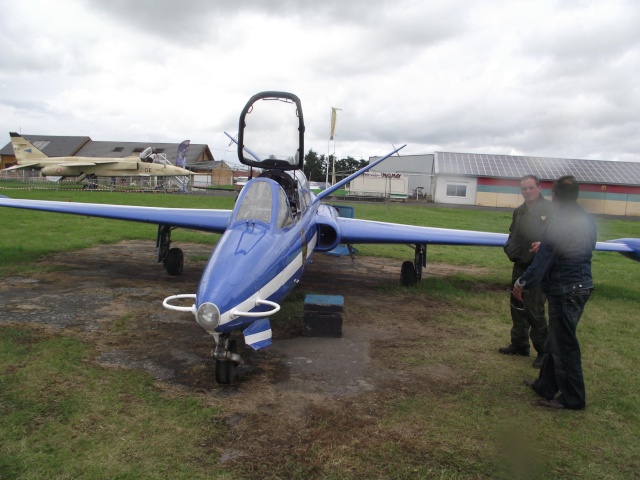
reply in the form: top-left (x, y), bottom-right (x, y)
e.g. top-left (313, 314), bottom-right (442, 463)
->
top-left (1, 189), bottom-right (639, 479)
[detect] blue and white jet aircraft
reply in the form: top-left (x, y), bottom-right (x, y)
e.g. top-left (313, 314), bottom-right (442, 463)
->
top-left (1, 91), bottom-right (639, 384)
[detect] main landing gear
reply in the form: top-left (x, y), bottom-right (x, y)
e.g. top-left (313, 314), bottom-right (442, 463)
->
top-left (400, 244), bottom-right (427, 286)
top-left (157, 224), bottom-right (184, 276)
top-left (214, 334), bottom-right (243, 384)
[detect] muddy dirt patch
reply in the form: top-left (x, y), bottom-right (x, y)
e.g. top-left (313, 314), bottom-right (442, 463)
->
top-left (1, 241), bottom-right (489, 395)
top-left (1, 241), bottom-right (498, 473)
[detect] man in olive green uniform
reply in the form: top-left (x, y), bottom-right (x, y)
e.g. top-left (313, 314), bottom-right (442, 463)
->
top-left (500, 175), bottom-right (553, 368)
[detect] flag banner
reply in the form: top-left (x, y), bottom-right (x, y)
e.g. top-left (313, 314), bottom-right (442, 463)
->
top-left (330, 107), bottom-right (341, 140)
top-left (175, 140), bottom-right (190, 168)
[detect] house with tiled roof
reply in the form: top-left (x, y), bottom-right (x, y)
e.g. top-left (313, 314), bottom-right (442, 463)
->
top-left (1, 133), bottom-right (234, 185)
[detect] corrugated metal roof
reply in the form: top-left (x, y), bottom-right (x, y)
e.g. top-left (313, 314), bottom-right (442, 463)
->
top-left (0, 134), bottom-right (90, 156)
top-left (369, 153), bottom-right (434, 174)
top-left (188, 160), bottom-right (232, 172)
top-left (1, 134), bottom-right (214, 165)
top-left (435, 152), bottom-right (640, 185)
top-left (75, 141), bottom-right (211, 165)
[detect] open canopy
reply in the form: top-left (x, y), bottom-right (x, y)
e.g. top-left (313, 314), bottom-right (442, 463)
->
top-left (237, 91), bottom-right (305, 171)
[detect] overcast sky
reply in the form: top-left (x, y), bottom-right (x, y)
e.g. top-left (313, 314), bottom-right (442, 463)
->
top-left (1, 0), bottom-right (639, 165)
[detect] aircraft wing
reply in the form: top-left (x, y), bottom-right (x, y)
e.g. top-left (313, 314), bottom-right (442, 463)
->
top-left (2, 161), bottom-right (124, 171)
top-left (56, 161), bottom-right (101, 167)
top-left (82, 160), bottom-right (135, 165)
top-left (55, 160), bottom-right (133, 167)
top-left (338, 217), bottom-right (508, 246)
top-left (0, 197), bottom-right (232, 233)
top-left (337, 217), bottom-right (640, 260)
top-left (2, 162), bottom-right (43, 171)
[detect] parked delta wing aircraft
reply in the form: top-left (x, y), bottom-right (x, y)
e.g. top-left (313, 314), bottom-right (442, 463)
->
top-left (3, 133), bottom-right (192, 181)
top-left (1, 92), bottom-right (639, 385)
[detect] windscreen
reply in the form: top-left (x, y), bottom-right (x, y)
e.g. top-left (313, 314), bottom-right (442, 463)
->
top-left (235, 181), bottom-right (273, 224)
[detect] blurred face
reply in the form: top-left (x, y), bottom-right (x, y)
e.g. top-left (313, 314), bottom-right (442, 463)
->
top-left (520, 178), bottom-right (541, 204)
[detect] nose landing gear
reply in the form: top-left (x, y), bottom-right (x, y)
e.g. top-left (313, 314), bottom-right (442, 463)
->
top-left (214, 335), bottom-right (243, 384)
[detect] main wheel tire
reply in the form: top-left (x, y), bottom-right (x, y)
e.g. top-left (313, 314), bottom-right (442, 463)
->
top-left (401, 260), bottom-right (417, 286)
top-left (215, 340), bottom-right (238, 384)
top-left (165, 247), bottom-right (184, 276)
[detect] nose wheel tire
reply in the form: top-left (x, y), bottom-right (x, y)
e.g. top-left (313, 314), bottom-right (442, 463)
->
top-left (215, 339), bottom-right (238, 384)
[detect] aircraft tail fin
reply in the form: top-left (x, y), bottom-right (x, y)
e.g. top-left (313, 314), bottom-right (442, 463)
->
top-left (175, 140), bottom-right (190, 168)
top-left (9, 132), bottom-right (49, 163)
top-left (314, 144), bottom-right (406, 203)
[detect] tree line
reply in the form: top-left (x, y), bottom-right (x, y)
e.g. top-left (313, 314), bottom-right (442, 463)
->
top-left (303, 149), bottom-right (368, 182)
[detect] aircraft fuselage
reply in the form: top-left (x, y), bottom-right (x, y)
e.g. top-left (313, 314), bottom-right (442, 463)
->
top-left (189, 177), bottom-right (332, 338)
top-left (38, 157), bottom-right (190, 178)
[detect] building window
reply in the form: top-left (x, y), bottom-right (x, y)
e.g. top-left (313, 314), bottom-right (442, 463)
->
top-left (446, 184), bottom-right (467, 197)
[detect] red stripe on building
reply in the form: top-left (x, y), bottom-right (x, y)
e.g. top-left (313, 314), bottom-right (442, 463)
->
top-left (477, 177), bottom-right (553, 189)
top-left (478, 177), bottom-right (640, 195)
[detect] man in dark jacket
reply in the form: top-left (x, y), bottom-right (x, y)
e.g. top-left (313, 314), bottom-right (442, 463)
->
top-left (501, 175), bottom-right (553, 368)
top-left (514, 176), bottom-right (596, 410)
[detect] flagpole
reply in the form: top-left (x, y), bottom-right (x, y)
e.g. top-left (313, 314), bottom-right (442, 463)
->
top-left (326, 110), bottom-right (330, 187)
top-left (328, 106), bottom-right (341, 186)
top-left (332, 136), bottom-right (336, 185)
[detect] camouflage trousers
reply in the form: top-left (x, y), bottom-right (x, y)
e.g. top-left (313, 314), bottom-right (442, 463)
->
top-left (510, 263), bottom-right (548, 354)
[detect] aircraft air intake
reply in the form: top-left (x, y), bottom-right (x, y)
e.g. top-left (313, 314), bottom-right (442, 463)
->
top-left (316, 223), bottom-right (340, 251)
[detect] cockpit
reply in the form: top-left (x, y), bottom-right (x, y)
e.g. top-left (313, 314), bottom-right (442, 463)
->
top-left (233, 179), bottom-right (294, 229)
top-left (233, 91), bottom-right (311, 224)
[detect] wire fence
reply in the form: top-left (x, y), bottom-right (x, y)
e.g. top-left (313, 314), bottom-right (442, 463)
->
top-left (0, 174), bottom-right (229, 195)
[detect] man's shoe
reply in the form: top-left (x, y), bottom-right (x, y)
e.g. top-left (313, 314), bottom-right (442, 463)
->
top-left (498, 345), bottom-right (530, 356)
top-left (524, 379), bottom-right (546, 398)
top-left (537, 398), bottom-right (565, 410)
top-left (532, 354), bottom-right (544, 369)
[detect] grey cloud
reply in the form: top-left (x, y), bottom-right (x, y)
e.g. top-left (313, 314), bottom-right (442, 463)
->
top-left (0, 19), bottom-right (100, 76)
top-left (84, 0), bottom-right (469, 44)
top-left (0, 97), bottom-right (50, 114)
top-left (332, 78), bottom-right (640, 162)
top-left (520, 4), bottom-right (640, 78)
top-left (0, 33), bottom-right (67, 74)
top-left (313, 6), bottom-right (467, 79)
top-left (3, 0), bottom-right (639, 165)
top-left (82, 0), bottom-right (223, 43)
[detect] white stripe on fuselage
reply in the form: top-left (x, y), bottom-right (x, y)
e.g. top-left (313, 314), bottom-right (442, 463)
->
top-left (217, 230), bottom-right (318, 327)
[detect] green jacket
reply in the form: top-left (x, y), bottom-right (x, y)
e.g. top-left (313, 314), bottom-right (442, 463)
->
top-left (504, 196), bottom-right (553, 267)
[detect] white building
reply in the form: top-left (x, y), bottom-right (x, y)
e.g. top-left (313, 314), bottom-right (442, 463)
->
top-left (348, 172), bottom-right (408, 199)
top-left (368, 154), bottom-right (434, 199)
